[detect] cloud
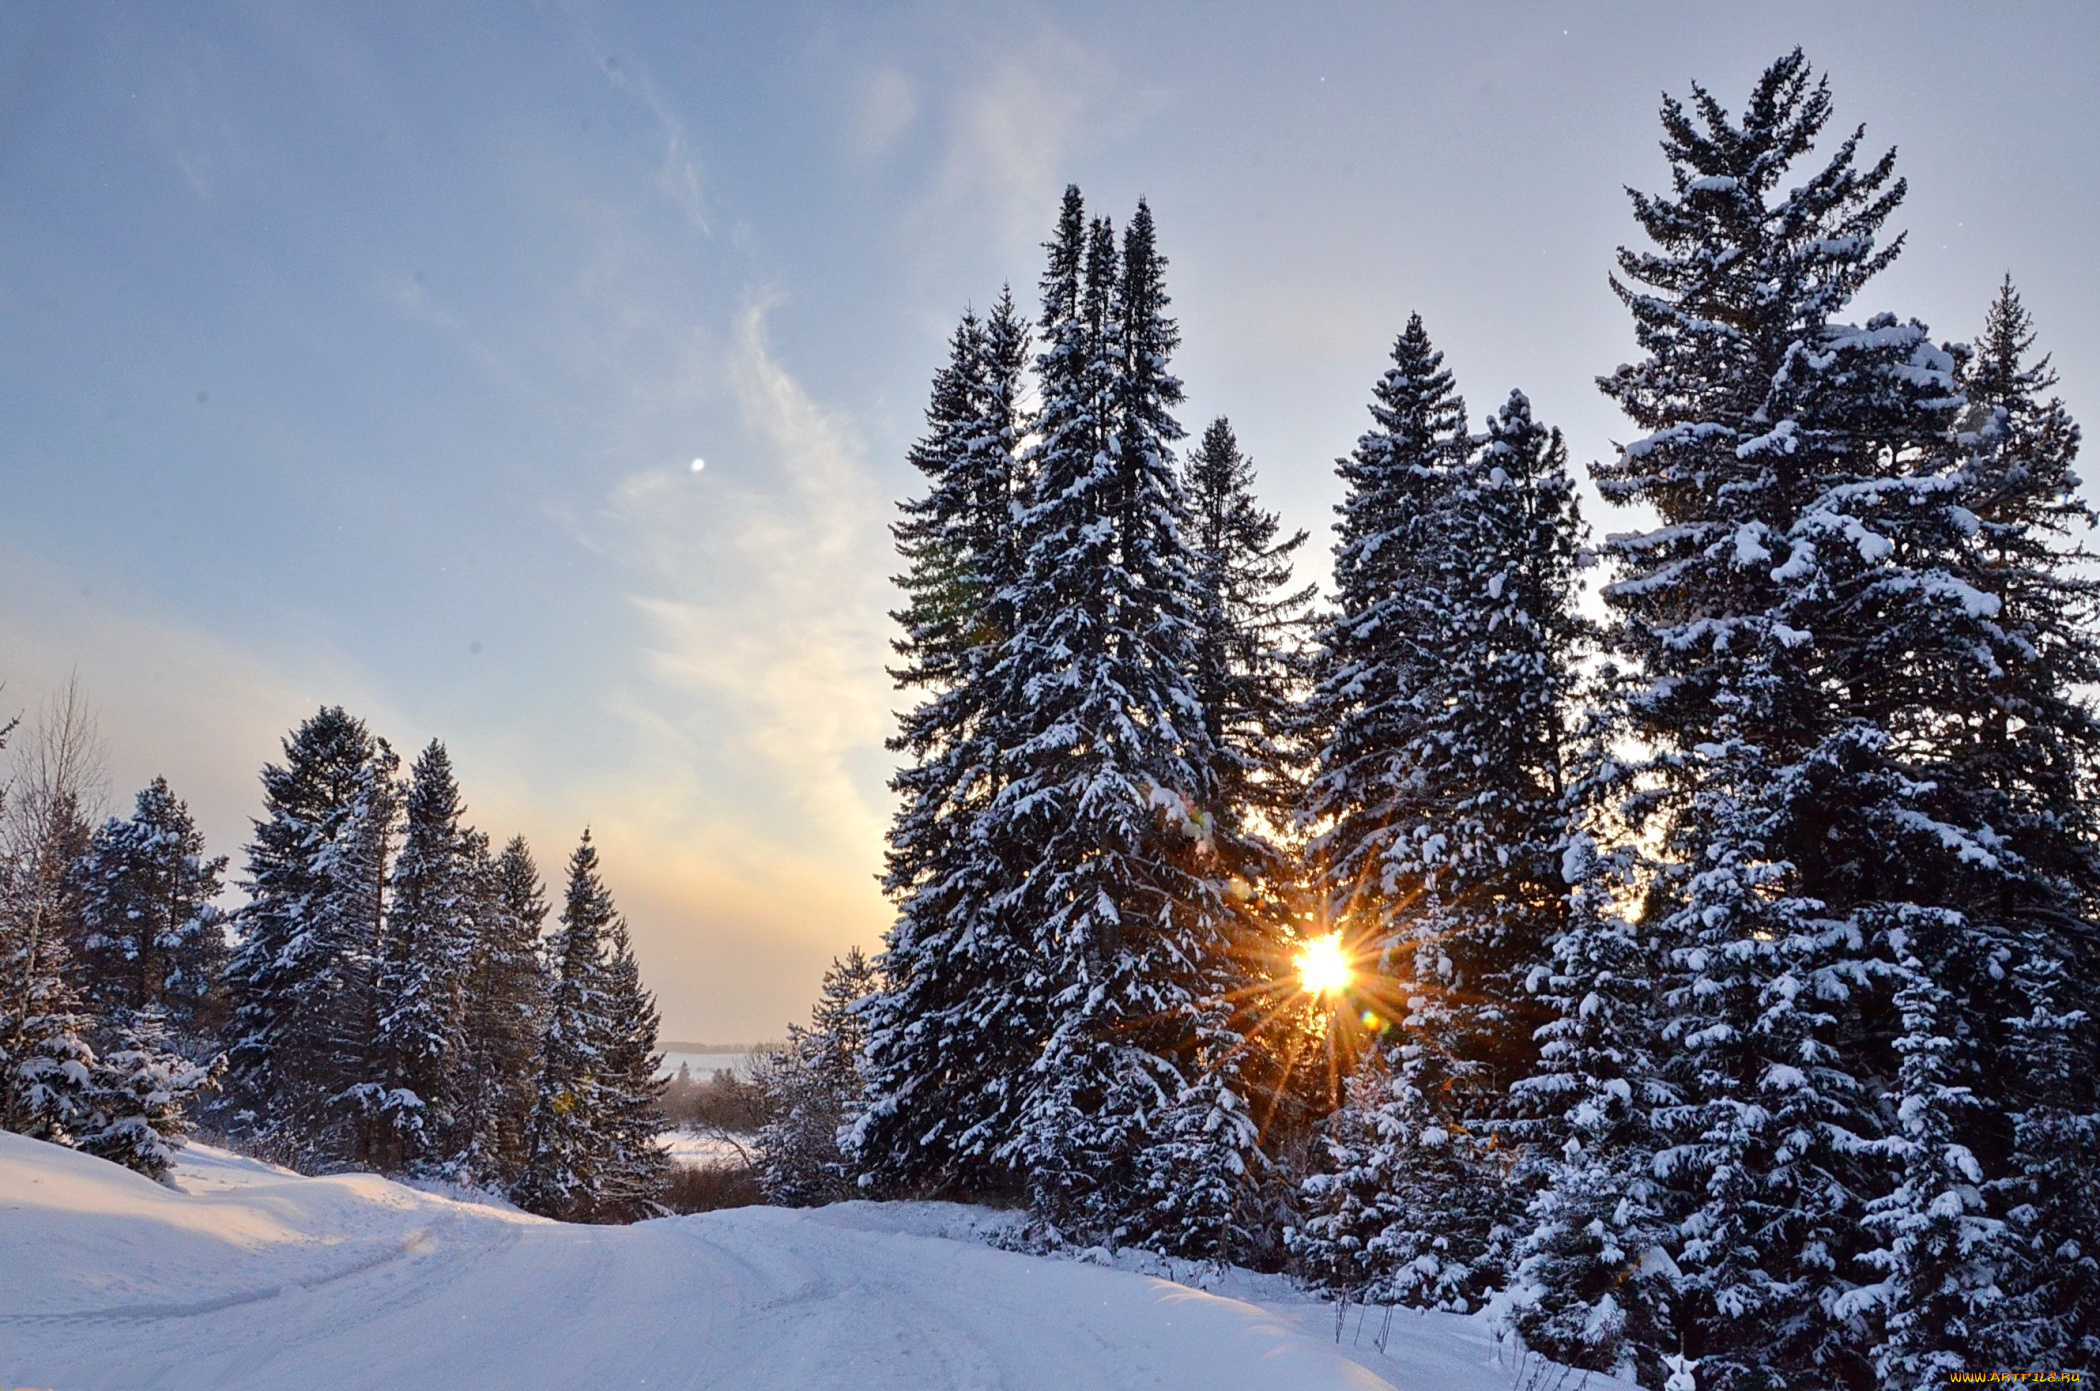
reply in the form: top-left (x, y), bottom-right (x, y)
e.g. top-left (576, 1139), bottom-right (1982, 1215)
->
top-left (911, 28), bottom-right (1120, 259)
top-left (564, 303), bottom-right (898, 1035)
top-left (851, 66), bottom-right (919, 160)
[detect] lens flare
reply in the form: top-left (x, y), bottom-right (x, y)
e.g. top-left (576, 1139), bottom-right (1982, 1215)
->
top-left (1295, 932), bottom-right (1351, 996)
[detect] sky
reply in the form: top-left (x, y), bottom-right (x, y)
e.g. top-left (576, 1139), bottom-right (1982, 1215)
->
top-left (2, 1), bottom-right (2094, 1042)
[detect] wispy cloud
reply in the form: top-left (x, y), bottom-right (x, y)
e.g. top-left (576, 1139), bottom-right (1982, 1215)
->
top-left (909, 27), bottom-right (1120, 259)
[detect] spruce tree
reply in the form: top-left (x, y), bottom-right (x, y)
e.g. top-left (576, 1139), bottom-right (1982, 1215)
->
top-left (73, 778), bottom-right (229, 1056)
top-left (852, 286), bottom-right (1033, 1199)
top-left (2, 698), bottom-right (210, 1177)
top-left (1514, 51), bottom-right (2100, 1388)
top-left (592, 917), bottom-right (667, 1222)
top-left (1296, 388), bottom-right (1583, 1311)
top-left (514, 831), bottom-right (616, 1220)
top-left (1858, 281), bottom-right (2100, 1381)
top-left (1179, 416), bottom-right (1315, 1257)
top-left (224, 708), bottom-right (399, 1168)
top-left (455, 834), bottom-right (549, 1186)
top-left (1184, 416), bottom-right (1311, 831)
top-left (1299, 313), bottom-right (1467, 930)
top-left (993, 193), bottom-right (1251, 1252)
top-left (366, 740), bottom-right (476, 1172)
top-left (759, 946), bottom-right (878, 1207)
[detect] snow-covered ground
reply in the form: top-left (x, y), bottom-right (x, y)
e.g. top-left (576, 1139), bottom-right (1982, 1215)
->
top-left (0, 1132), bottom-right (1633, 1390)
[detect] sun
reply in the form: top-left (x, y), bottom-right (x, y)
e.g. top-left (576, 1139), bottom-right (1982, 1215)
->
top-left (1295, 932), bottom-right (1352, 996)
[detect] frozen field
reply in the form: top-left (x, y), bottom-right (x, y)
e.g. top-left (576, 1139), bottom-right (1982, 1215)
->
top-left (0, 1132), bottom-right (1631, 1391)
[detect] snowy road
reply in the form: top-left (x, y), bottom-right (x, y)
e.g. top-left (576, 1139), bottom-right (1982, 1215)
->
top-left (0, 1134), bottom-right (1615, 1391)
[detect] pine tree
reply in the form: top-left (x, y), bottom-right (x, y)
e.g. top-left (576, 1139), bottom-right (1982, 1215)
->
top-left (514, 831), bottom-right (616, 1221)
top-left (1296, 388), bottom-right (1584, 1311)
top-left (73, 778), bottom-right (229, 1056)
top-left (992, 193), bottom-right (1251, 1253)
top-left (223, 707), bottom-right (400, 1169)
top-left (362, 741), bottom-right (477, 1172)
top-left (455, 834), bottom-right (549, 1186)
top-left (758, 946), bottom-right (879, 1206)
top-left (852, 286), bottom-right (1033, 1199)
top-left (592, 917), bottom-right (667, 1222)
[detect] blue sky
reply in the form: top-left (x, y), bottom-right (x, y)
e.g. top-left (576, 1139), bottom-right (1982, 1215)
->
top-left (4, 1), bottom-right (2094, 1039)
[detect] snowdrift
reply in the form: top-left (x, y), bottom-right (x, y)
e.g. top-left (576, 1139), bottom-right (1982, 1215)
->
top-left (0, 1133), bottom-right (1629, 1390)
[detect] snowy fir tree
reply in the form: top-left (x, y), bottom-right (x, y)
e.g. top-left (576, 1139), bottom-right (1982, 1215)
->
top-left (223, 707), bottom-right (400, 1168)
top-left (1297, 312), bottom-right (1468, 938)
top-left (453, 833), bottom-right (549, 1186)
top-left (72, 777), bottom-right (230, 1056)
top-left (852, 287), bottom-right (1034, 1199)
top-left (1294, 358), bottom-right (1585, 1307)
top-left (366, 740), bottom-right (477, 1173)
top-left (1, 690), bottom-right (211, 1177)
top-left (1500, 50), bottom-right (2100, 1388)
top-left (1184, 415), bottom-right (1312, 834)
top-left (591, 916), bottom-right (668, 1221)
top-left (1853, 279), bottom-right (2100, 1381)
top-left (0, 701), bottom-right (101, 1148)
top-left (991, 193), bottom-right (1254, 1254)
top-left (1178, 414), bottom-right (1316, 1256)
top-left (758, 946), bottom-right (878, 1207)
top-left (513, 831), bottom-right (664, 1223)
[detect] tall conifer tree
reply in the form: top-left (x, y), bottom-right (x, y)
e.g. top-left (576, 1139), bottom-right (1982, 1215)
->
top-left (455, 834), bottom-right (549, 1185)
top-left (367, 740), bottom-right (475, 1171)
top-left (223, 708), bottom-right (398, 1168)
top-left (992, 193), bottom-right (1251, 1251)
top-left (514, 832), bottom-right (616, 1220)
top-left (853, 287), bottom-right (1032, 1198)
top-left (74, 778), bottom-right (229, 1055)
top-left (1296, 388), bottom-right (1583, 1310)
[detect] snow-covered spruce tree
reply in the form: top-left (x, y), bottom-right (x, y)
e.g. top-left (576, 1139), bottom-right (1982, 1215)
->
top-left (995, 194), bottom-right (1254, 1255)
top-left (1, 691), bottom-right (210, 1178)
top-left (365, 740), bottom-right (477, 1173)
top-left (1956, 280), bottom-right (2100, 1372)
top-left (592, 916), bottom-right (667, 1222)
top-left (1509, 816), bottom-right (1682, 1382)
top-left (453, 834), bottom-right (549, 1186)
top-left (223, 708), bottom-right (400, 1169)
top-left (1858, 280), bottom-right (2100, 1381)
top-left (1181, 415), bottom-right (1316, 1260)
top-left (758, 946), bottom-right (878, 1206)
top-left (0, 702), bottom-right (101, 1147)
top-left (1297, 312), bottom-right (1467, 933)
top-left (1293, 384), bottom-right (1584, 1312)
top-left (73, 1004), bottom-right (215, 1180)
top-left (513, 831), bottom-right (615, 1221)
top-left (1185, 415), bottom-right (1312, 843)
top-left (1517, 51), bottom-right (2100, 1388)
top-left (852, 287), bottom-right (1033, 1199)
top-left (73, 777), bottom-right (230, 1056)
top-left (1289, 312), bottom-right (1466, 1293)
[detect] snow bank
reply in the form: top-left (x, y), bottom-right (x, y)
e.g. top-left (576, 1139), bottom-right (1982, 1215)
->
top-left (0, 1133), bottom-right (1630, 1390)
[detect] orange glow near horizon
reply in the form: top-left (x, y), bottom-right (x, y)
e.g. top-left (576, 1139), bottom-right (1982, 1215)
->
top-left (1294, 931), bottom-right (1352, 997)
